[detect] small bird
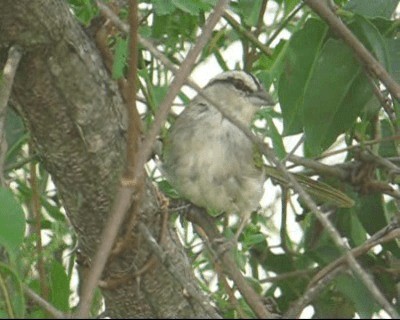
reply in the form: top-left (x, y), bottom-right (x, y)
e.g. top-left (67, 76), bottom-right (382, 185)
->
top-left (163, 71), bottom-right (274, 238)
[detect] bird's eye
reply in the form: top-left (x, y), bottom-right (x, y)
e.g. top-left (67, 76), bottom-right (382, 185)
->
top-left (230, 78), bottom-right (252, 94)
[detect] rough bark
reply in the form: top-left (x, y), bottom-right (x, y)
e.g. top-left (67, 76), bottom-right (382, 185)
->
top-left (0, 0), bottom-right (214, 317)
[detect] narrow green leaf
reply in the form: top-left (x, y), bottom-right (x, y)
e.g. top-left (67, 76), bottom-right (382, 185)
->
top-left (349, 15), bottom-right (389, 69)
top-left (278, 18), bottom-right (328, 135)
top-left (0, 188), bottom-right (25, 253)
top-left (265, 114), bottom-right (286, 160)
top-left (379, 119), bottom-right (397, 157)
top-left (335, 274), bottom-right (377, 318)
top-left (235, 0), bottom-right (263, 26)
top-left (0, 262), bottom-right (25, 318)
top-left (357, 194), bottom-right (387, 236)
top-left (112, 37), bottom-right (128, 80)
top-left (49, 261), bottom-right (70, 312)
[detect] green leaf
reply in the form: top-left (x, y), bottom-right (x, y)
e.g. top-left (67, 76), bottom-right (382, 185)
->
top-left (278, 18), bottom-right (328, 135)
top-left (0, 262), bottom-right (25, 318)
top-left (379, 118), bottom-right (397, 157)
top-left (345, 0), bottom-right (399, 19)
top-left (357, 194), bottom-right (387, 236)
top-left (4, 109), bottom-right (25, 168)
top-left (152, 0), bottom-right (176, 15)
top-left (283, 0), bottom-right (300, 16)
top-left (335, 208), bottom-right (367, 247)
top-left (151, 85), bottom-right (168, 109)
top-left (386, 38), bottom-right (400, 84)
top-left (112, 37), bottom-right (128, 80)
top-left (41, 199), bottom-right (66, 223)
top-left (49, 261), bottom-right (70, 312)
top-left (265, 114), bottom-right (286, 160)
top-left (303, 39), bottom-right (372, 156)
top-left (335, 274), bottom-right (378, 318)
top-left (171, 0), bottom-right (210, 15)
top-left (0, 188), bottom-right (25, 253)
top-left (243, 232), bottom-right (265, 247)
top-left (235, 0), bottom-right (264, 26)
top-left (349, 15), bottom-right (389, 69)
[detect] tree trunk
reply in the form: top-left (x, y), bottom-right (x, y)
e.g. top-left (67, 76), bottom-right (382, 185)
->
top-left (0, 0), bottom-right (214, 317)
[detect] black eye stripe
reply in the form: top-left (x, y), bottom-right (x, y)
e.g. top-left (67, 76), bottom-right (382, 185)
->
top-left (207, 77), bottom-right (254, 93)
top-left (229, 78), bottom-right (253, 93)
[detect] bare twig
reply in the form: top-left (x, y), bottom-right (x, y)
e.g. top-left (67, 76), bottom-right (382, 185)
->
top-left (304, 0), bottom-right (400, 101)
top-left (315, 135), bottom-right (400, 161)
top-left (265, 2), bottom-right (305, 47)
top-left (260, 268), bottom-right (317, 283)
top-left (288, 154), bottom-right (349, 180)
top-left (0, 45), bottom-right (22, 185)
top-left (223, 12), bottom-right (273, 57)
top-left (111, 0), bottom-right (143, 259)
top-left (24, 286), bottom-right (67, 319)
top-left (125, 0), bottom-right (141, 177)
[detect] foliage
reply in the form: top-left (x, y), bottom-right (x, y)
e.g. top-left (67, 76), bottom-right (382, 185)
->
top-left (1, 0), bottom-right (400, 318)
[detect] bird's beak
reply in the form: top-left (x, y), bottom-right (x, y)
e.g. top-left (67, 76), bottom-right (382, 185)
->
top-left (250, 88), bottom-right (275, 107)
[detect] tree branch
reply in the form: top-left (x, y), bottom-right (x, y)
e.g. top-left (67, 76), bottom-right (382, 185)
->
top-left (24, 286), bottom-right (66, 319)
top-left (0, 45), bottom-right (22, 185)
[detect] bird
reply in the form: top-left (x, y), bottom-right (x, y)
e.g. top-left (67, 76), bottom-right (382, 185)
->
top-left (163, 70), bottom-right (275, 239)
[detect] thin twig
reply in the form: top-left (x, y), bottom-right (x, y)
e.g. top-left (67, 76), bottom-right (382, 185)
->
top-left (223, 12), bottom-right (273, 57)
top-left (288, 154), bottom-right (349, 180)
top-left (24, 286), bottom-right (67, 319)
top-left (265, 2), bottom-right (305, 47)
top-left (315, 135), bottom-right (400, 161)
top-left (0, 45), bottom-right (22, 185)
top-left (125, 0), bottom-right (141, 177)
top-left (260, 268), bottom-right (317, 283)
